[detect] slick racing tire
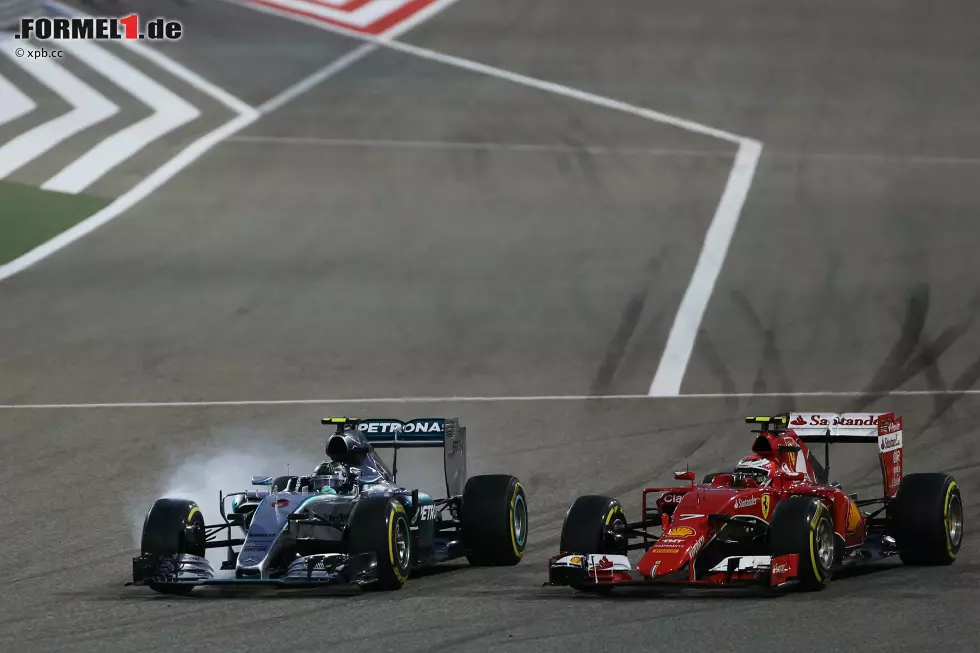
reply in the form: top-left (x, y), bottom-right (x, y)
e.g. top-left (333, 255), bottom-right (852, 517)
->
top-left (462, 475), bottom-right (528, 566)
top-left (769, 496), bottom-right (835, 592)
top-left (892, 473), bottom-right (963, 566)
top-left (348, 495), bottom-right (413, 590)
top-left (141, 498), bottom-right (207, 595)
top-left (560, 495), bottom-right (628, 556)
top-left (559, 495), bottom-right (627, 594)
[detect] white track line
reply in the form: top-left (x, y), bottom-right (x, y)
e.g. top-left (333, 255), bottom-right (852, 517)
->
top-left (0, 40), bottom-right (118, 179)
top-left (0, 0), bottom-right (443, 284)
top-left (226, 0), bottom-right (764, 398)
top-left (111, 35), bottom-right (257, 117)
top-left (41, 39), bottom-right (201, 194)
top-left (1, 388), bottom-right (978, 409)
top-left (232, 0), bottom-right (747, 143)
top-left (379, 36), bottom-right (764, 398)
top-left (0, 72), bottom-right (36, 126)
top-left (227, 135), bottom-right (737, 158)
top-left (0, 112), bottom-right (258, 281)
top-left (385, 41), bottom-right (747, 144)
top-left (39, 0), bottom-right (758, 401)
top-left (650, 140), bottom-right (762, 396)
top-left (257, 42), bottom-right (378, 114)
top-left (0, 5), bottom-right (258, 283)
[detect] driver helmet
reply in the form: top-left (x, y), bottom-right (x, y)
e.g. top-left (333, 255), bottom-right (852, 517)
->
top-left (310, 461), bottom-right (352, 494)
top-left (734, 454), bottom-right (775, 486)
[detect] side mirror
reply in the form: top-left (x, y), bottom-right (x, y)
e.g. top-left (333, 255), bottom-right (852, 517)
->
top-left (673, 471), bottom-right (696, 482)
top-left (777, 445), bottom-right (801, 454)
top-left (251, 476), bottom-right (273, 486)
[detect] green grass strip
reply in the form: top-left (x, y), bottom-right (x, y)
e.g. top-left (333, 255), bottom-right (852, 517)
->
top-left (0, 181), bottom-right (109, 266)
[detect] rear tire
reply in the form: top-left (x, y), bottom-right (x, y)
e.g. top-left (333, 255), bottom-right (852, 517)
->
top-left (141, 498), bottom-right (206, 595)
top-left (892, 473), bottom-right (963, 566)
top-left (769, 496), bottom-right (835, 591)
top-left (462, 475), bottom-right (528, 566)
top-left (348, 495), bottom-right (413, 590)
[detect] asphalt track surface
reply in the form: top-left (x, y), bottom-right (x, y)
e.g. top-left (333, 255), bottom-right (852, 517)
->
top-left (3, 1), bottom-right (980, 651)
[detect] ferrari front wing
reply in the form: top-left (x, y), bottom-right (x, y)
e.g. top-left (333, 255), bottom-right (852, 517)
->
top-left (547, 553), bottom-right (802, 589)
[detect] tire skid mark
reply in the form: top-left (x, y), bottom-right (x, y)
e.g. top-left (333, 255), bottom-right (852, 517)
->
top-left (590, 255), bottom-right (662, 395)
top-left (731, 290), bottom-right (797, 412)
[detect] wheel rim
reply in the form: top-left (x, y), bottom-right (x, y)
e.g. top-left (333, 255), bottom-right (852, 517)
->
top-left (606, 515), bottom-right (628, 554)
top-left (947, 493), bottom-right (963, 549)
top-left (815, 519), bottom-right (834, 569)
top-left (394, 517), bottom-right (410, 569)
top-left (513, 495), bottom-right (528, 548)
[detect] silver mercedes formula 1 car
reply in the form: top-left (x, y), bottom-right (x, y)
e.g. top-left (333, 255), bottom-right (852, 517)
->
top-left (129, 417), bottom-right (528, 593)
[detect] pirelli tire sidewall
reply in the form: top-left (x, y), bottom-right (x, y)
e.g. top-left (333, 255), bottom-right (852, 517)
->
top-left (347, 495), bottom-right (412, 590)
top-left (462, 474), bottom-right (528, 566)
top-left (141, 498), bottom-right (206, 559)
top-left (559, 495), bottom-right (628, 556)
top-left (140, 498), bottom-right (206, 595)
top-left (892, 473), bottom-right (963, 566)
top-left (769, 496), bottom-right (835, 591)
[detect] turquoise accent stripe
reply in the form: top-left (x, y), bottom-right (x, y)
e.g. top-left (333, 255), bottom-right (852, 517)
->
top-left (514, 495), bottom-right (527, 547)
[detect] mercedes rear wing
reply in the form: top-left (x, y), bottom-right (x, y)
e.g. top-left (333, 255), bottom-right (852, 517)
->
top-left (322, 417), bottom-right (467, 498)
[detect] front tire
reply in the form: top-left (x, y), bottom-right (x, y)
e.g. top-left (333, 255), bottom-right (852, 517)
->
top-left (892, 473), bottom-right (963, 566)
top-left (141, 498), bottom-right (206, 595)
top-left (462, 475), bottom-right (528, 566)
top-left (769, 496), bottom-right (835, 591)
top-left (348, 495), bottom-right (412, 590)
top-left (559, 495), bottom-right (627, 594)
top-left (559, 495), bottom-right (628, 555)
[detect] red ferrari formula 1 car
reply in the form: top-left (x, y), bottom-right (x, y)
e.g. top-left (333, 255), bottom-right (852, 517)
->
top-left (548, 412), bottom-right (963, 593)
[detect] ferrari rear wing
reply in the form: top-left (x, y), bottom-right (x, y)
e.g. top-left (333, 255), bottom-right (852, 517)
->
top-left (784, 412), bottom-right (905, 498)
top-left (322, 417), bottom-right (467, 498)
top-left (784, 412), bottom-right (889, 443)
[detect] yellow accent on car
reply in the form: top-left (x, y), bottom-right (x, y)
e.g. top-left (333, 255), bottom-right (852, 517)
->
top-left (605, 504), bottom-right (622, 525)
top-left (667, 526), bottom-right (696, 537)
top-left (745, 416), bottom-right (788, 424)
top-left (509, 482), bottom-right (525, 558)
top-left (187, 506), bottom-right (200, 523)
top-left (809, 503), bottom-right (825, 582)
top-left (945, 481), bottom-right (958, 559)
top-left (389, 503), bottom-right (408, 581)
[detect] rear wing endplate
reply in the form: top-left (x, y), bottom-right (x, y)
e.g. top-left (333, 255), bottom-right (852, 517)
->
top-left (321, 417), bottom-right (467, 498)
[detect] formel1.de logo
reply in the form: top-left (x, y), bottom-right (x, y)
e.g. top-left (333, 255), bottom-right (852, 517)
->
top-left (15, 15), bottom-right (183, 41)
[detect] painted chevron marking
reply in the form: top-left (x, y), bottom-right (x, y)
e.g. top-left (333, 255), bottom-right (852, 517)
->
top-left (0, 41), bottom-right (119, 179)
top-left (0, 73), bottom-right (36, 127)
top-left (41, 39), bottom-right (201, 194)
top-left (248, 0), bottom-right (440, 34)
